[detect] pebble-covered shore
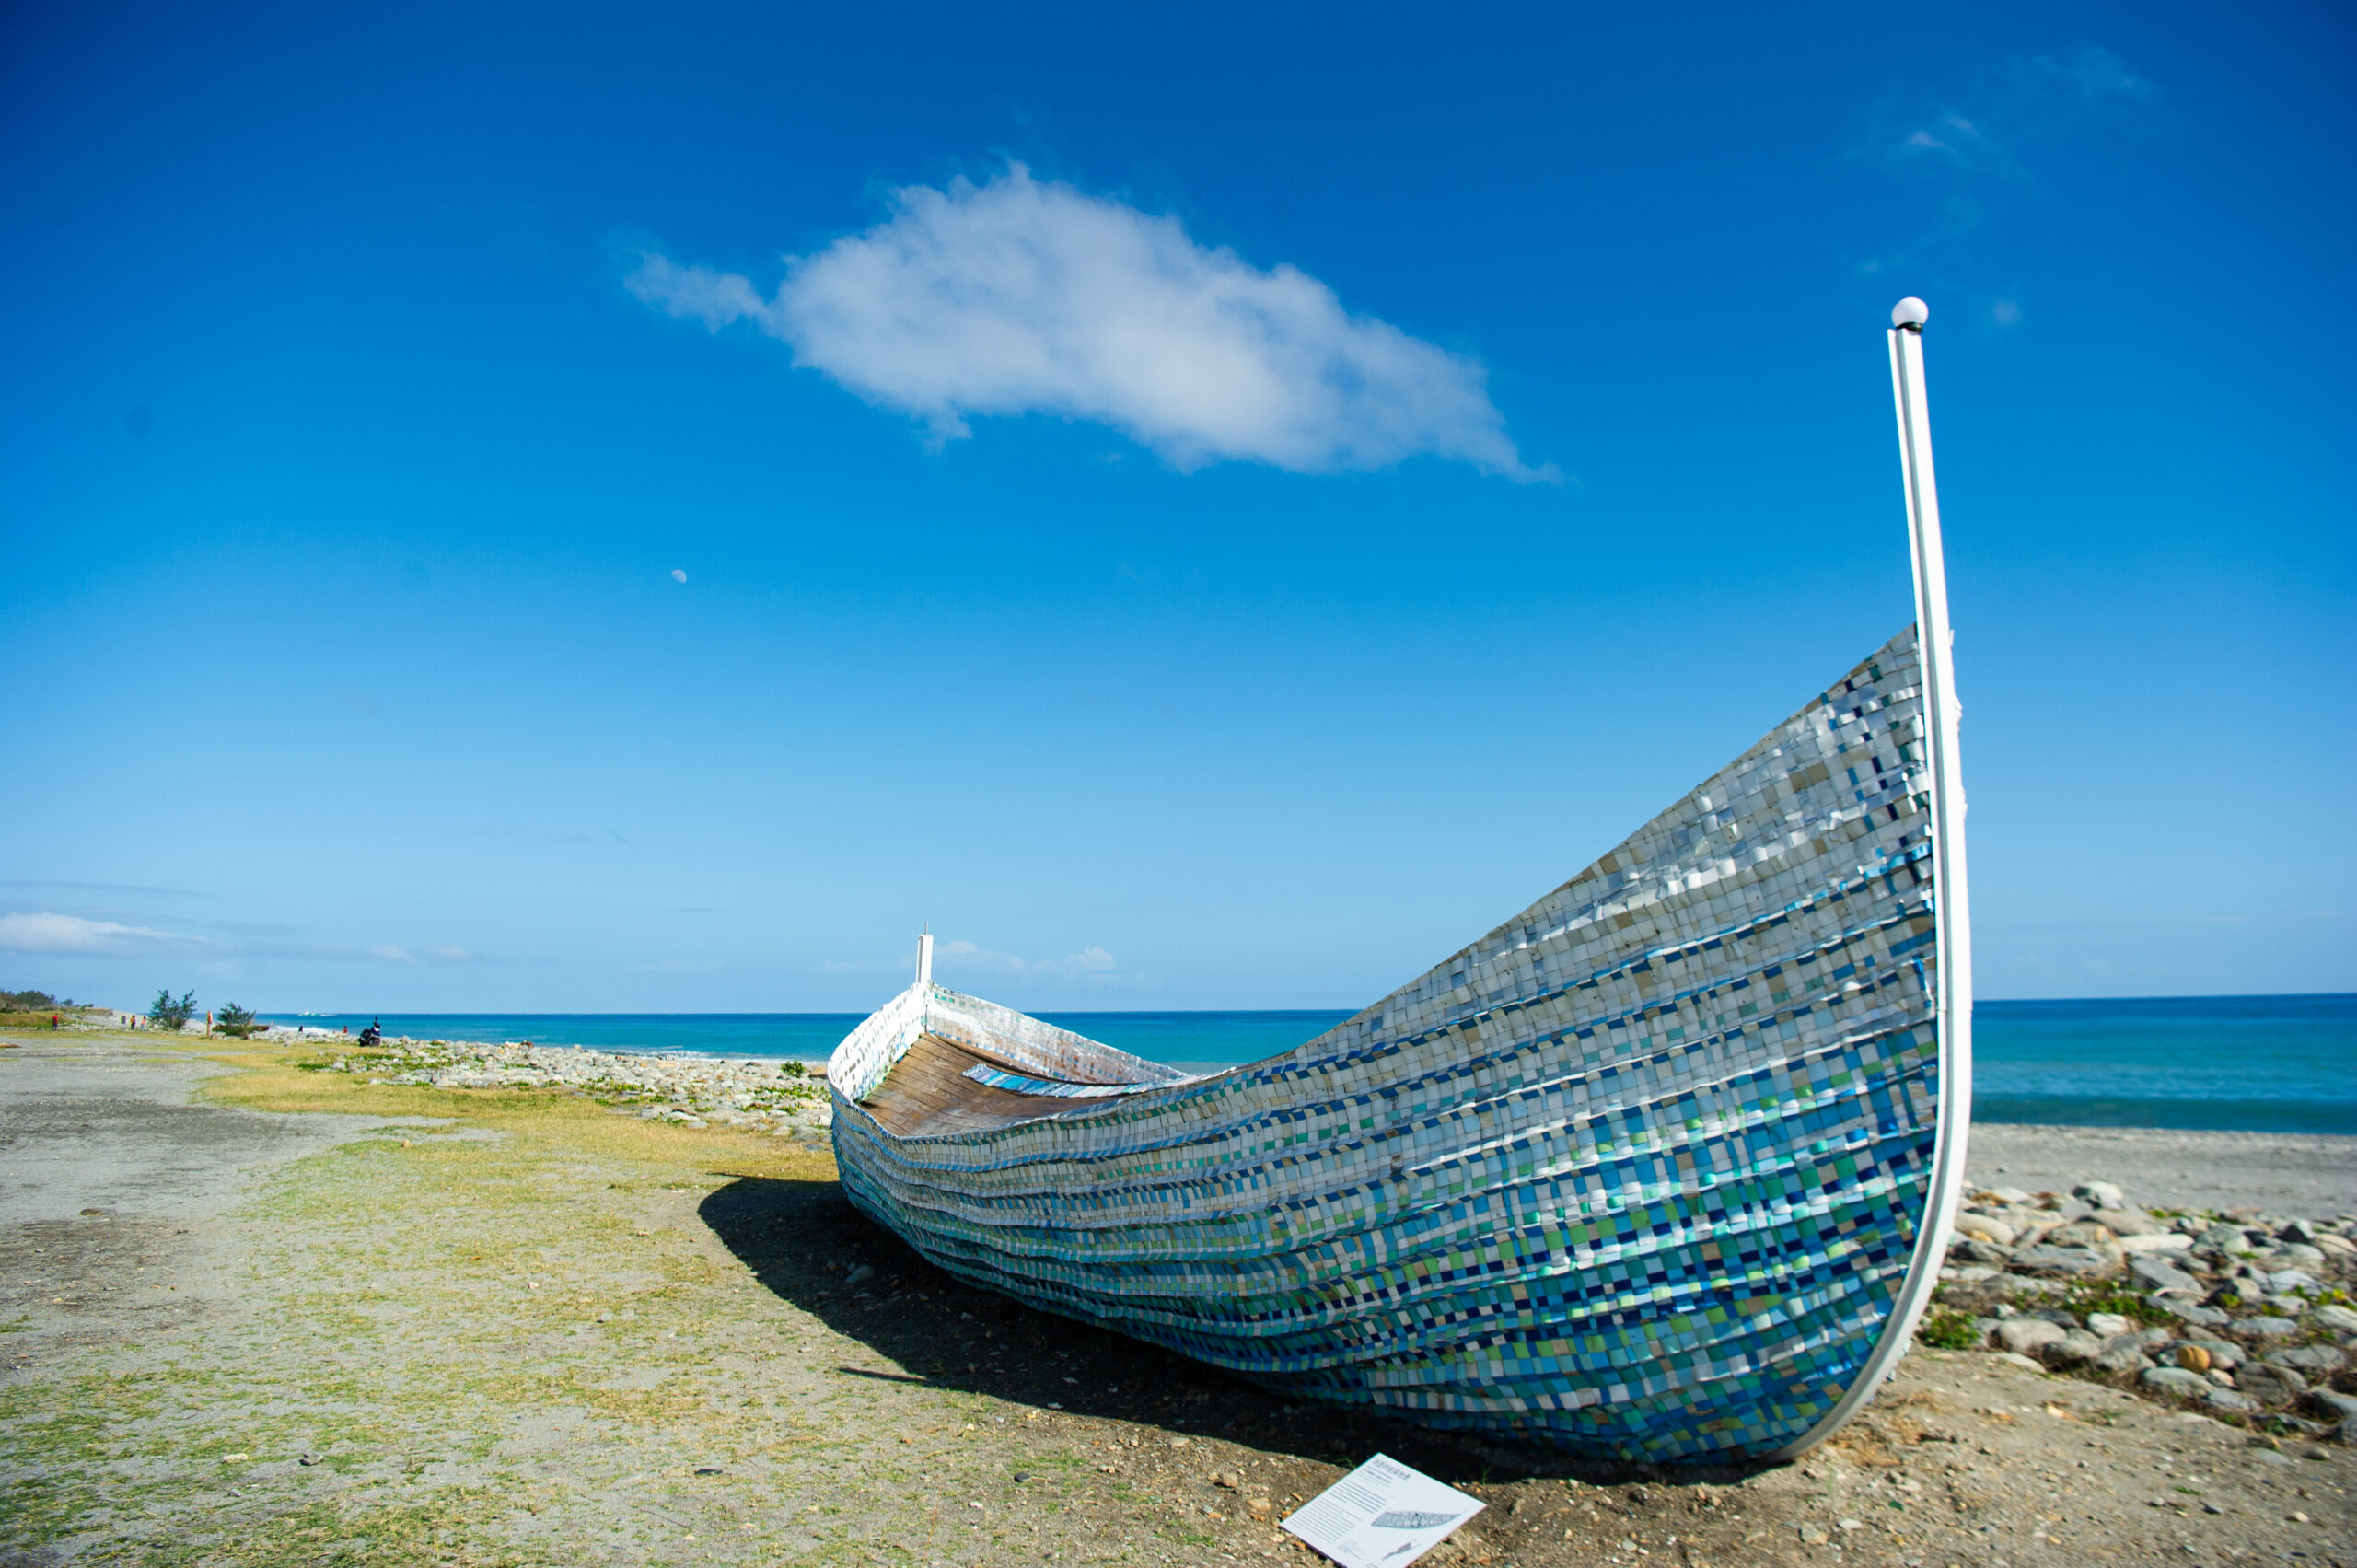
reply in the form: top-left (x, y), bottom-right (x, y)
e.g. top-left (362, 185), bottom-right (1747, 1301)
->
top-left (308, 1034), bottom-right (834, 1134)
top-left (1933, 1174), bottom-right (2357, 1439)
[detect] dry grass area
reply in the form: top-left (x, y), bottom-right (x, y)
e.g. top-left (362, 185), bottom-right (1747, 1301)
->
top-left (0, 1033), bottom-right (2351, 1568)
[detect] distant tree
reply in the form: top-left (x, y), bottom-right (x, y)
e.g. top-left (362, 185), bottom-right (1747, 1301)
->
top-left (151, 989), bottom-right (197, 1030)
top-left (216, 1003), bottom-right (259, 1039)
top-left (1, 988), bottom-right (60, 1010)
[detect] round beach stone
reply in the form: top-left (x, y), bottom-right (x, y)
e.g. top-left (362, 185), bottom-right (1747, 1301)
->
top-left (2312, 1304), bottom-right (2357, 1333)
top-left (2140, 1366), bottom-right (2209, 1398)
top-left (2237, 1364), bottom-right (2309, 1405)
top-left (1955, 1214), bottom-right (2017, 1247)
top-left (2149, 1295), bottom-right (2229, 1329)
top-left (2090, 1208), bottom-right (2165, 1237)
top-left (2014, 1244), bottom-right (2115, 1279)
top-left (2235, 1317), bottom-right (2302, 1339)
top-left (2119, 1233), bottom-right (2195, 1255)
top-left (1996, 1318), bottom-right (2069, 1356)
top-left (2131, 1256), bottom-right (2203, 1294)
top-left (2269, 1344), bottom-right (2345, 1374)
top-left (2201, 1225), bottom-right (2259, 1255)
top-left (2044, 1330), bottom-right (2107, 1366)
top-left (2096, 1343), bottom-right (2156, 1376)
top-left (2204, 1387), bottom-right (2261, 1412)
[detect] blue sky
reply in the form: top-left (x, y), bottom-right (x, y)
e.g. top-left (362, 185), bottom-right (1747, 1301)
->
top-left (3, 1), bottom-right (2349, 1014)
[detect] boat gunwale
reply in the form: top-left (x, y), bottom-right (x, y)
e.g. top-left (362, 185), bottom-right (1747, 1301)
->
top-left (831, 668), bottom-right (1932, 1135)
top-left (839, 839), bottom-right (1942, 1155)
top-left (1377, 656), bottom-right (1927, 995)
top-left (834, 993), bottom-right (1942, 1237)
top-left (832, 875), bottom-right (1940, 1175)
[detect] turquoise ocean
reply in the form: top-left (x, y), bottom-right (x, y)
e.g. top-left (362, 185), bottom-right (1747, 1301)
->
top-left (267, 993), bottom-right (2355, 1136)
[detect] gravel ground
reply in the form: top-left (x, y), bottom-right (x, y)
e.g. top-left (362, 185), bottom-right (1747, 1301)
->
top-left (1, 1030), bottom-right (2350, 1568)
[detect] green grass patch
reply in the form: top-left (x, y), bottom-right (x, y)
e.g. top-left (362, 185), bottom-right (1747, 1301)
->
top-left (1914, 1309), bottom-right (1980, 1351)
top-left (2059, 1283), bottom-right (2175, 1326)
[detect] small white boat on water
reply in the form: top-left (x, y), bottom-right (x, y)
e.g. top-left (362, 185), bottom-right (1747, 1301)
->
top-left (827, 302), bottom-right (1972, 1462)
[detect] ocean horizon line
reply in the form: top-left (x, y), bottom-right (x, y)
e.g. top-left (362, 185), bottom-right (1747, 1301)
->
top-left (264, 988), bottom-right (2356, 1018)
top-left (255, 993), bottom-right (2357, 1139)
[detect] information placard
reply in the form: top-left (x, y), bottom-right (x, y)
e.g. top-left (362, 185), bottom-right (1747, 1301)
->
top-left (1280, 1453), bottom-right (1485, 1568)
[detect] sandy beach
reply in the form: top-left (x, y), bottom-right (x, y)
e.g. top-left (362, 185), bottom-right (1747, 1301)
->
top-left (2, 1026), bottom-right (2350, 1568)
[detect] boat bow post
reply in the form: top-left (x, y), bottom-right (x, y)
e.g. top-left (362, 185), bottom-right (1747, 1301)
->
top-left (1772, 297), bottom-right (1977, 1457)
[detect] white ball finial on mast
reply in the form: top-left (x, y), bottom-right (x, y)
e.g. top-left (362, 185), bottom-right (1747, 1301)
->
top-left (1891, 297), bottom-right (1930, 331)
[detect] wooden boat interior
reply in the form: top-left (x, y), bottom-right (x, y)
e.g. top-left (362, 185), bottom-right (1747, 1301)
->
top-left (858, 1030), bottom-right (1162, 1137)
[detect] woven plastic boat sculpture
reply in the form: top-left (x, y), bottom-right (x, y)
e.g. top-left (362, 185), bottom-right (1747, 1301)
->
top-left (828, 305), bottom-right (1973, 1463)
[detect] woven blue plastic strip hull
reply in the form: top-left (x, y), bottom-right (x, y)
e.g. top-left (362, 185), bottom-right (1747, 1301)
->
top-left (830, 626), bottom-right (1952, 1463)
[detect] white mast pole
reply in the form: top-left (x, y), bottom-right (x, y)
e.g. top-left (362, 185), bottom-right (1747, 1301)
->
top-left (1774, 298), bottom-right (1975, 1458)
top-left (1887, 296), bottom-right (1973, 1172)
top-left (916, 929), bottom-right (934, 990)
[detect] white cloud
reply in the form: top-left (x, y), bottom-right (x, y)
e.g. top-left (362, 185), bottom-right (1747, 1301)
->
top-left (0, 910), bottom-right (492, 968)
top-left (2014, 44), bottom-right (2154, 106)
top-left (629, 165), bottom-right (1550, 480)
top-left (0, 912), bottom-right (198, 954)
top-left (1897, 114), bottom-right (1994, 165)
top-left (1882, 45), bottom-right (2154, 179)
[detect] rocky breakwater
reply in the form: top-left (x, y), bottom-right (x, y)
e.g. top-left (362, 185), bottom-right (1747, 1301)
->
top-left (1928, 1178), bottom-right (2357, 1439)
top-left (311, 1036), bottom-right (834, 1136)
